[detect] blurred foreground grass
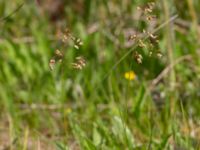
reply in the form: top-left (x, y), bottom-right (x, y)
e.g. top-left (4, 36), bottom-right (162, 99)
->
top-left (0, 0), bottom-right (200, 149)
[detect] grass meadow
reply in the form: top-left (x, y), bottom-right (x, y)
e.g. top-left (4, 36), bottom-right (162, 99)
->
top-left (0, 0), bottom-right (200, 149)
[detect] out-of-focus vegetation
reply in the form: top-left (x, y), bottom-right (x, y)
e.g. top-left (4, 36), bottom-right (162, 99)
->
top-left (0, 0), bottom-right (200, 149)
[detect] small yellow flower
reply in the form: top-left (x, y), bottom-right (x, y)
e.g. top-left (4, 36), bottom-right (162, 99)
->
top-left (124, 71), bottom-right (136, 81)
top-left (64, 108), bottom-right (72, 115)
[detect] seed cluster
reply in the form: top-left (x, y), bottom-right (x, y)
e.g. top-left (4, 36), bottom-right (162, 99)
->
top-left (71, 56), bottom-right (86, 70)
top-left (49, 49), bottom-right (64, 70)
top-left (133, 51), bottom-right (143, 64)
top-left (129, 2), bottom-right (162, 64)
top-left (59, 29), bottom-right (83, 49)
top-left (49, 28), bottom-right (85, 70)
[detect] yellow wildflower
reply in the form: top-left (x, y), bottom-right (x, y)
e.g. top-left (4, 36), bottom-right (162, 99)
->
top-left (124, 71), bottom-right (136, 81)
top-left (64, 108), bottom-right (72, 115)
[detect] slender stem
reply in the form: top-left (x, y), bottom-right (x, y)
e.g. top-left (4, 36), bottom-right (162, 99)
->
top-left (0, 3), bottom-right (24, 22)
top-left (186, 0), bottom-right (198, 28)
top-left (23, 127), bottom-right (29, 150)
top-left (186, 0), bottom-right (200, 44)
top-left (162, 0), bottom-right (176, 90)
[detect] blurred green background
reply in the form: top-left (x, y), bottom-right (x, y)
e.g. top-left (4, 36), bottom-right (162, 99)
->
top-left (0, 0), bottom-right (200, 149)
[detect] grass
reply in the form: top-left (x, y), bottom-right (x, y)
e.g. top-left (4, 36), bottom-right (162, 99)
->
top-left (0, 0), bottom-right (200, 149)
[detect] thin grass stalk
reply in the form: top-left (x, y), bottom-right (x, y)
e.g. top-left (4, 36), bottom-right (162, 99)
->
top-left (37, 137), bottom-right (41, 150)
top-left (179, 99), bottom-right (191, 148)
top-left (162, 0), bottom-right (176, 134)
top-left (162, 0), bottom-right (176, 90)
top-left (186, 0), bottom-right (200, 40)
top-left (0, 3), bottom-right (24, 22)
top-left (23, 127), bottom-right (29, 150)
top-left (8, 114), bottom-right (13, 150)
